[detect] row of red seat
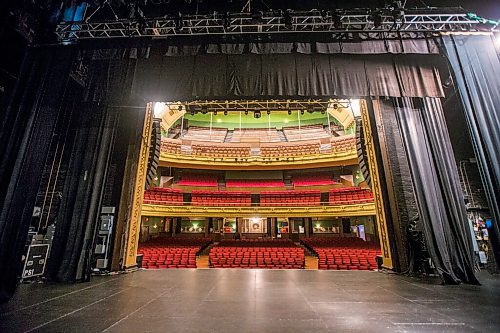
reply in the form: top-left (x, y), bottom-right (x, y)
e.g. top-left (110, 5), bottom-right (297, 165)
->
top-left (210, 240), bottom-right (304, 269)
top-left (329, 187), bottom-right (374, 204)
top-left (139, 238), bottom-right (211, 269)
top-left (301, 237), bottom-right (380, 271)
top-left (143, 187), bottom-right (373, 206)
top-left (226, 179), bottom-right (285, 187)
top-left (143, 187), bottom-right (183, 205)
top-left (260, 190), bottom-right (321, 206)
top-left (292, 173), bottom-right (335, 186)
top-left (191, 190), bottom-right (251, 206)
top-left (177, 173), bottom-right (218, 186)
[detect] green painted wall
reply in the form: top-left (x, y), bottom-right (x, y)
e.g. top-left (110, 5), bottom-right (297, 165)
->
top-left (184, 111), bottom-right (331, 130)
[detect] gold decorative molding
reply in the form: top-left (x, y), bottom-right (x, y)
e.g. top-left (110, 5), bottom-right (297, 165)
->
top-left (141, 203), bottom-right (376, 218)
top-left (159, 151), bottom-right (359, 170)
top-left (124, 103), bottom-right (153, 268)
top-left (360, 99), bottom-right (393, 269)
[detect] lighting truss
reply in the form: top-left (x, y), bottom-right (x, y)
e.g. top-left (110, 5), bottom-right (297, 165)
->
top-left (56, 9), bottom-right (483, 42)
top-left (181, 99), bottom-right (349, 113)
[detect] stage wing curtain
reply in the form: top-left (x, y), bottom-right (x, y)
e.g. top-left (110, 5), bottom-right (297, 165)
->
top-left (0, 47), bottom-right (76, 302)
top-left (442, 34), bottom-right (500, 257)
top-left (393, 97), bottom-right (479, 284)
top-left (131, 53), bottom-right (444, 101)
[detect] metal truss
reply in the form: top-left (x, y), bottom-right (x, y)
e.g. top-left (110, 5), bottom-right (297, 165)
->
top-left (180, 99), bottom-right (350, 113)
top-left (56, 9), bottom-right (483, 42)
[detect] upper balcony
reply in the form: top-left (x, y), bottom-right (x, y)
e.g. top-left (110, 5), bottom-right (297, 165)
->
top-left (156, 99), bottom-right (359, 170)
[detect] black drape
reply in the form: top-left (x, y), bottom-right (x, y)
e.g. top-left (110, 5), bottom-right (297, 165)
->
top-left (47, 58), bottom-right (138, 283)
top-left (0, 47), bottom-right (75, 302)
top-left (442, 34), bottom-right (500, 267)
top-left (131, 53), bottom-right (444, 101)
top-left (393, 97), bottom-right (479, 284)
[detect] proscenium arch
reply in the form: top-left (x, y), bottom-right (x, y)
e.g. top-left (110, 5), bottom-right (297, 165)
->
top-left (123, 98), bottom-right (393, 270)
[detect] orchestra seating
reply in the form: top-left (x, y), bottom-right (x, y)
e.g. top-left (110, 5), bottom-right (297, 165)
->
top-left (182, 126), bottom-right (227, 143)
top-left (231, 128), bottom-right (281, 142)
top-left (283, 124), bottom-right (330, 141)
top-left (226, 179), bottom-right (284, 187)
top-left (209, 240), bottom-right (305, 269)
top-left (260, 190), bottom-right (321, 206)
top-left (143, 187), bottom-right (183, 205)
top-left (292, 173), bottom-right (334, 186)
top-left (260, 142), bottom-right (320, 158)
top-left (191, 190), bottom-right (251, 206)
top-left (191, 144), bottom-right (251, 157)
top-left (177, 173), bottom-right (218, 186)
top-left (160, 139), bottom-right (182, 155)
top-left (329, 187), bottom-right (374, 204)
top-left (330, 135), bottom-right (356, 152)
top-left (301, 237), bottom-right (380, 270)
top-left (139, 238), bottom-right (212, 269)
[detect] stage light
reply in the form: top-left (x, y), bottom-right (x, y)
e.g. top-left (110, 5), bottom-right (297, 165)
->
top-left (254, 111), bottom-right (261, 119)
top-left (300, 110), bottom-right (305, 115)
top-left (287, 109), bottom-right (292, 115)
top-left (371, 12), bottom-right (383, 28)
top-left (333, 103), bottom-right (338, 110)
top-left (190, 109), bottom-right (195, 116)
top-left (153, 102), bottom-right (165, 118)
top-left (333, 13), bottom-right (342, 29)
top-left (267, 110), bottom-right (271, 115)
top-left (175, 12), bottom-right (184, 31)
top-left (320, 10), bottom-right (330, 23)
top-left (178, 105), bottom-right (183, 111)
top-left (283, 10), bottom-right (293, 30)
top-left (244, 110), bottom-right (249, 115)
top-left (224, 110), bottom-right (228, 116)
top-left (223, 12), bottom-right (231, 29)
top-left (201, 105), bottom-right (208, 114)
top-left (307, 105), bottom-right (314, 113)
top-left (213, 110), bottom-right (217, 116)
top-left (350, 99), bottom-right (361, 117)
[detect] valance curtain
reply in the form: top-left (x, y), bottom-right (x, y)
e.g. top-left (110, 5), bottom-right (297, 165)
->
top-left (130, 53), bottom-right (444, 101)
top-left (393, 97), bottom-right (479, 284)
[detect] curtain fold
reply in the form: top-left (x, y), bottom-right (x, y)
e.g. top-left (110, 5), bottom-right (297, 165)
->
top-left (393, 97), bottom-right (479, 284)
top-left (130, 53), bottom-right (444, 101)
top-left (442, 34), bottom-right (500, 264)
top-left (0, 47), bottom-right (76, 302)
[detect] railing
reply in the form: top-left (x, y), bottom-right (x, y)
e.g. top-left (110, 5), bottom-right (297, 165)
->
top-left (142, 199), bottom-right (374, 207)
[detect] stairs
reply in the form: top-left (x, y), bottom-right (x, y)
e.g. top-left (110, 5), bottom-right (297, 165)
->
top-left (224, 130), bottom-right (234, 143)
top-left (277, 130), bottom-right (288, 142)
top-left (196, 255), bottom-right (210, 269)
top-left (305, 256), bottom-right (319, 270)
top-left (297, 243), bottom-right (319, 270)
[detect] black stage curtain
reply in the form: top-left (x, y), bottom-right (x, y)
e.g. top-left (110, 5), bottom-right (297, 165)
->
top-left (130, 53), bottom-right (444, 101)
top-left (393, 97), bottom-right (479, 284)
top-left (0, 47), bottom-right (76, 302)
top-left (442, 34), bottom-right (500, 266)
top-left (47, 58), bottom-right (138, 283)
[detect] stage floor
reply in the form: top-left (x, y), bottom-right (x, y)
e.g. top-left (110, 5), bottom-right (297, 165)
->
top-left (1, 269), bottom-right (499, 333)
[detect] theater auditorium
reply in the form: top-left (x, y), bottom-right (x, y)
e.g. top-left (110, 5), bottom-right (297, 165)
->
top-left (0, 0), bottom-right (499, 332)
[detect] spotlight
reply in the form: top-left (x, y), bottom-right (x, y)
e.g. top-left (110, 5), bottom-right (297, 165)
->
top-left (267, 110), bottom-right (271, 115)
top-left (178, 105), bottom-right (183, 111)
top-left (332, 13), bottom-right (342, 30)
top-left (244, 110), bottom-right (249, 115)
top-left (307, 105), bottom-right (314, 113)
top-left (320, 10), bottom-right (330, 23)
top-left (175, 12), bottom-right (184, 31)
top-left (287, 109), bottom-right (292, 115)
top-left (370, 12), bottom-right (383, 28)
top-left (321, 110), bottom-right (326, 115)
top-left (300, 110), bottom-right (304, 115)
top-left (333, 103), bottom-right (338, 110)
top-left (254, 111), bottom-right (261, 119)
top-left (223, 12), bottom-right (231, 29)
top-left (190, 109), bottom-right (195, 116)
top-left (213, 110), bottom-right (217, 116)
top-left (201, 105), bottom-right (208, 114)
top-left (224, 110), bottom-right (228, 116)
top-left (283, 10), bottom-right (293, 30)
